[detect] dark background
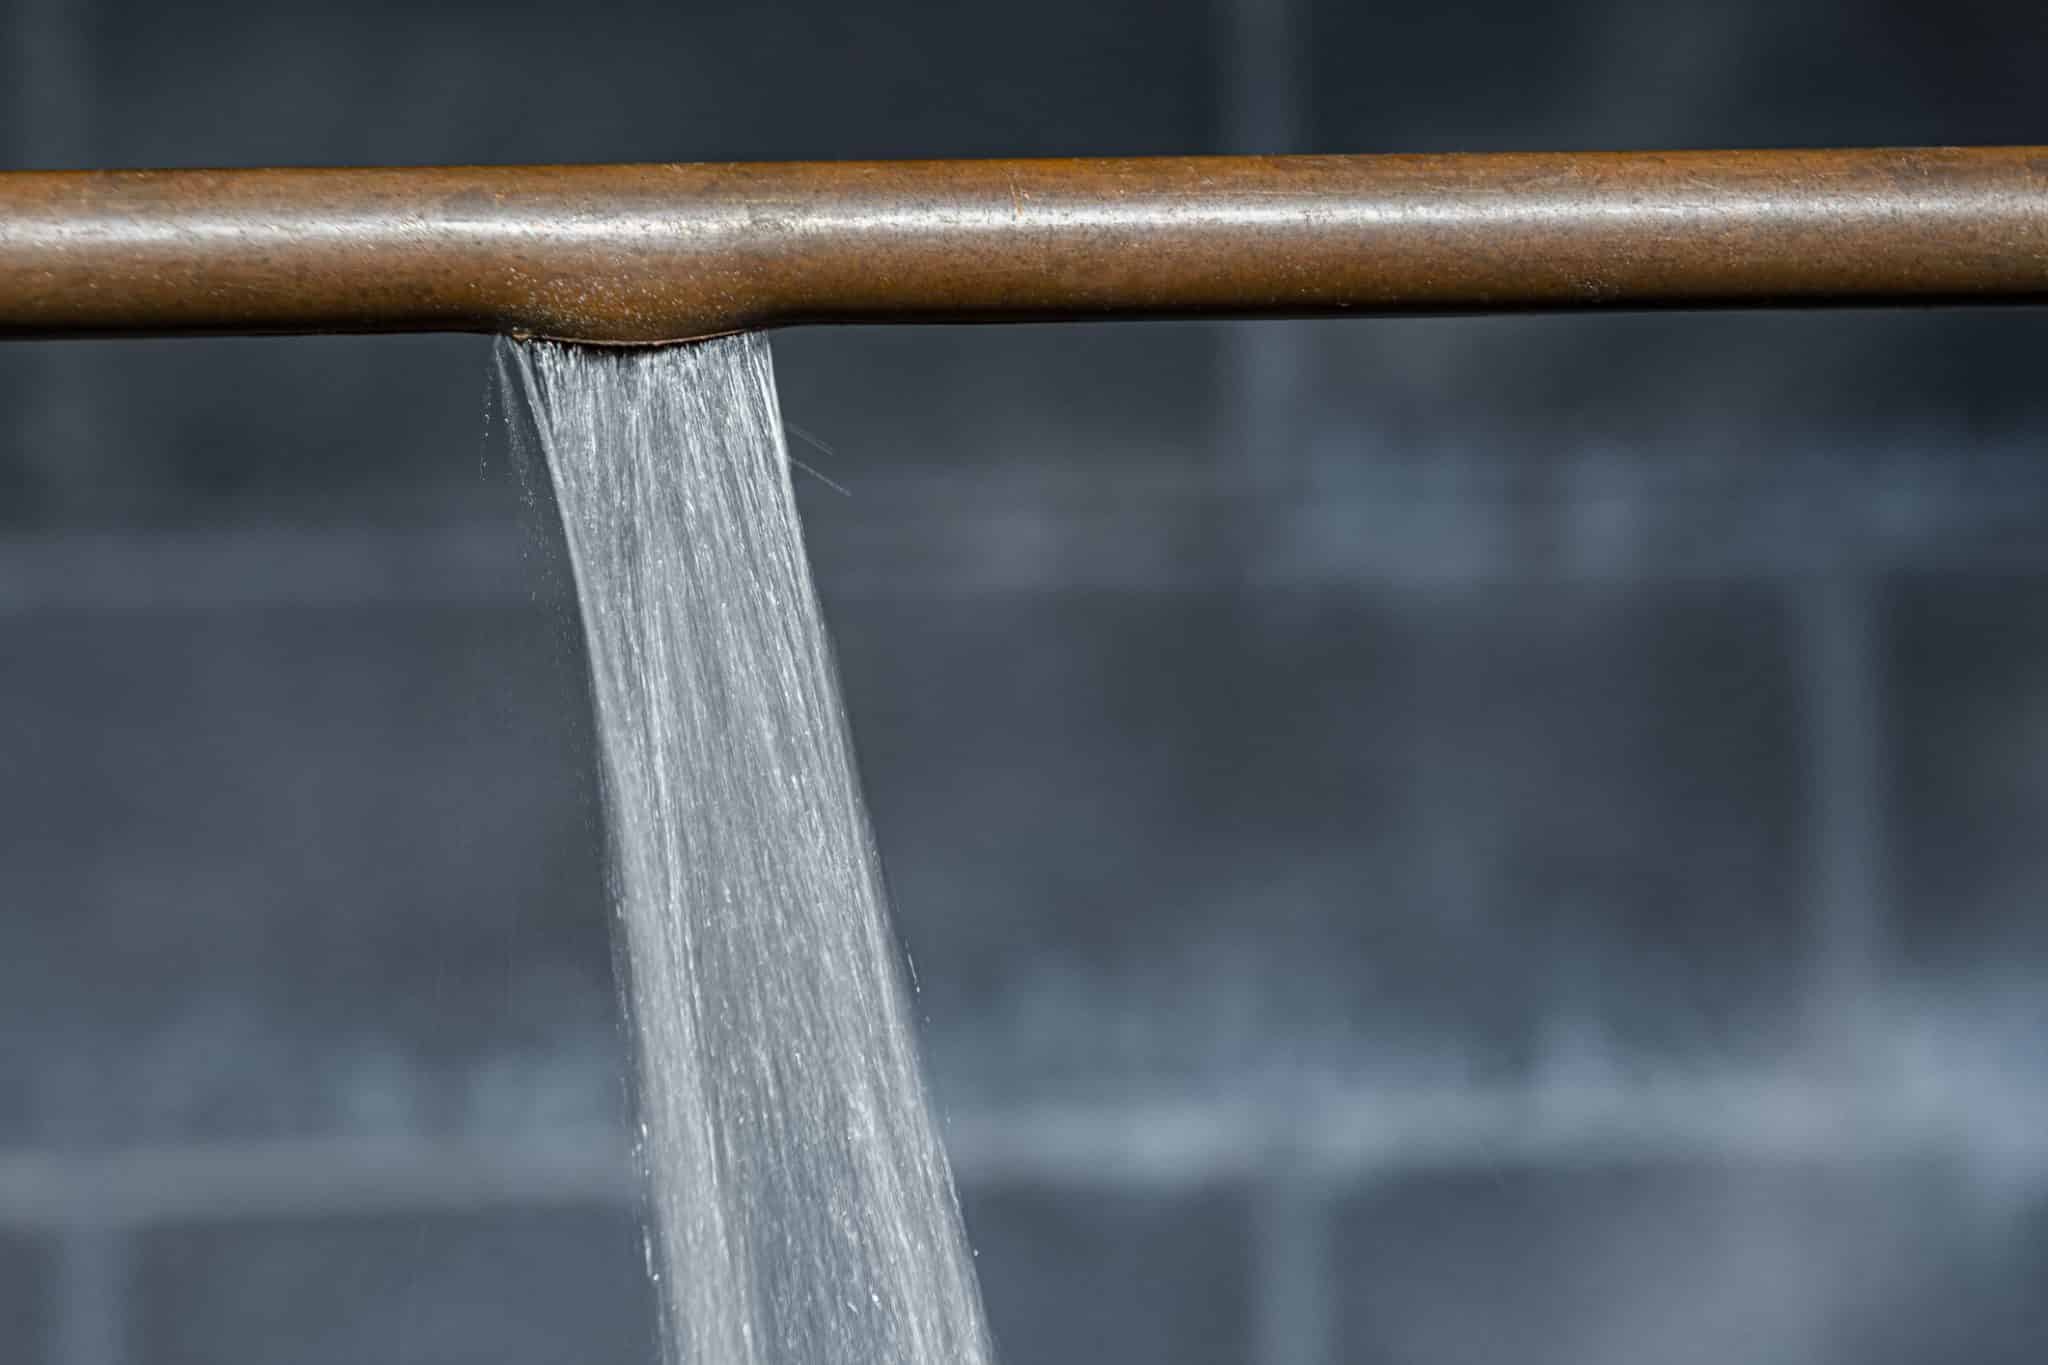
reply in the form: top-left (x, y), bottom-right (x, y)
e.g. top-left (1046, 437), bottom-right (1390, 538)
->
top-left (7, 0), bottom-right (2048, 1361)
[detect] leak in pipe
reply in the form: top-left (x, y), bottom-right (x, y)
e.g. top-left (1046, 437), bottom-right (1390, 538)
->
top-left (1, 147), bottom-right (2045, 345)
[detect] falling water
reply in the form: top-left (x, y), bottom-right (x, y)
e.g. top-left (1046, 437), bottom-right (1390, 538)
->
top-left (501, 334), bottom-right (993, 1365)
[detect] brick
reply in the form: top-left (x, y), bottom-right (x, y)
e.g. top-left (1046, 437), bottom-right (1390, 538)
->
top-left (0, 1232), bottom-right (48, 1365)
top-left (133, 1208), bottom-right (653, 1365)
top-left (1892, 570), bottom-right (2048, 971)
top-left (961, 1182), bottom-right (1249, 1365)
top-left (1334, 1158), bottom-right (2048, 1365)
top-left (829, 585), bottom-right (1804, 1107)
top-left (0, 600), bottom-right (618, 1144)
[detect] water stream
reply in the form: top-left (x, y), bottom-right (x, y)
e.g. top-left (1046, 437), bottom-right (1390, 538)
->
top-left (502, 333), bottom-right (993, 1365)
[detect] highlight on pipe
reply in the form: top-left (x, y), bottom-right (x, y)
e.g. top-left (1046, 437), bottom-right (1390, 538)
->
top-left (1, 149), bottom-right (2046, 343)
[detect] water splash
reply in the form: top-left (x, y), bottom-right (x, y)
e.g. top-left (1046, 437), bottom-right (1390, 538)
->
top-left (502, 334), bottom-right (992, 1365)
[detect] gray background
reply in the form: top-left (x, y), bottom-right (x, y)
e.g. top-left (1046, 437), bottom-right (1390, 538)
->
top-left (6, 0), bottom-right (2048, 1361)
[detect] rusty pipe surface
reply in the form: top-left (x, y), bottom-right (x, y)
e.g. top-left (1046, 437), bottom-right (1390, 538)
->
top-left (2, 148), bottom-right (2046, 343)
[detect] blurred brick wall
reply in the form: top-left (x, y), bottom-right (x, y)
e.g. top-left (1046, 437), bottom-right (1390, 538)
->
top-left (7, 0), bottom-right (2048, 1362)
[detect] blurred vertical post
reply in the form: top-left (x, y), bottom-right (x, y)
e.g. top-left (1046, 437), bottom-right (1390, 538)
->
top-left (54, 1225), bottom-right (128, 1365)
top-left (1801, 560), bottom-right (1888, 1081)
top-left (1216, 2), bottom-right (1335, 1363)
top-left (7, 0), bottom-right (104, 517)
top-left (1251, 1163), bottom-right (1335, 1365)
top-left (1214, 0), bottom-right (1312, 574)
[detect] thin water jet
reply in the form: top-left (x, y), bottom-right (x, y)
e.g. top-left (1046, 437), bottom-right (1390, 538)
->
top-left (503, 333), bottom-right (992, 1365)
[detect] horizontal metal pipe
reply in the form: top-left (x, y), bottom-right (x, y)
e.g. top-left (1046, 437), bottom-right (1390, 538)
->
top-left (2, 148), bottom-right (2046, 344)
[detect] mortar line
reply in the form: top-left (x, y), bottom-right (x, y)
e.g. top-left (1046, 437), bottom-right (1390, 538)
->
top-left (53, 1224), bottom-right (128, 1365)
top-left (1214, 3), bottom-right (1337, 1360)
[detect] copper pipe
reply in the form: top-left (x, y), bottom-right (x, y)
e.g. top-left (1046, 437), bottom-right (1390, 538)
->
top-left (2, 148), bottom-right (2045, 344)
